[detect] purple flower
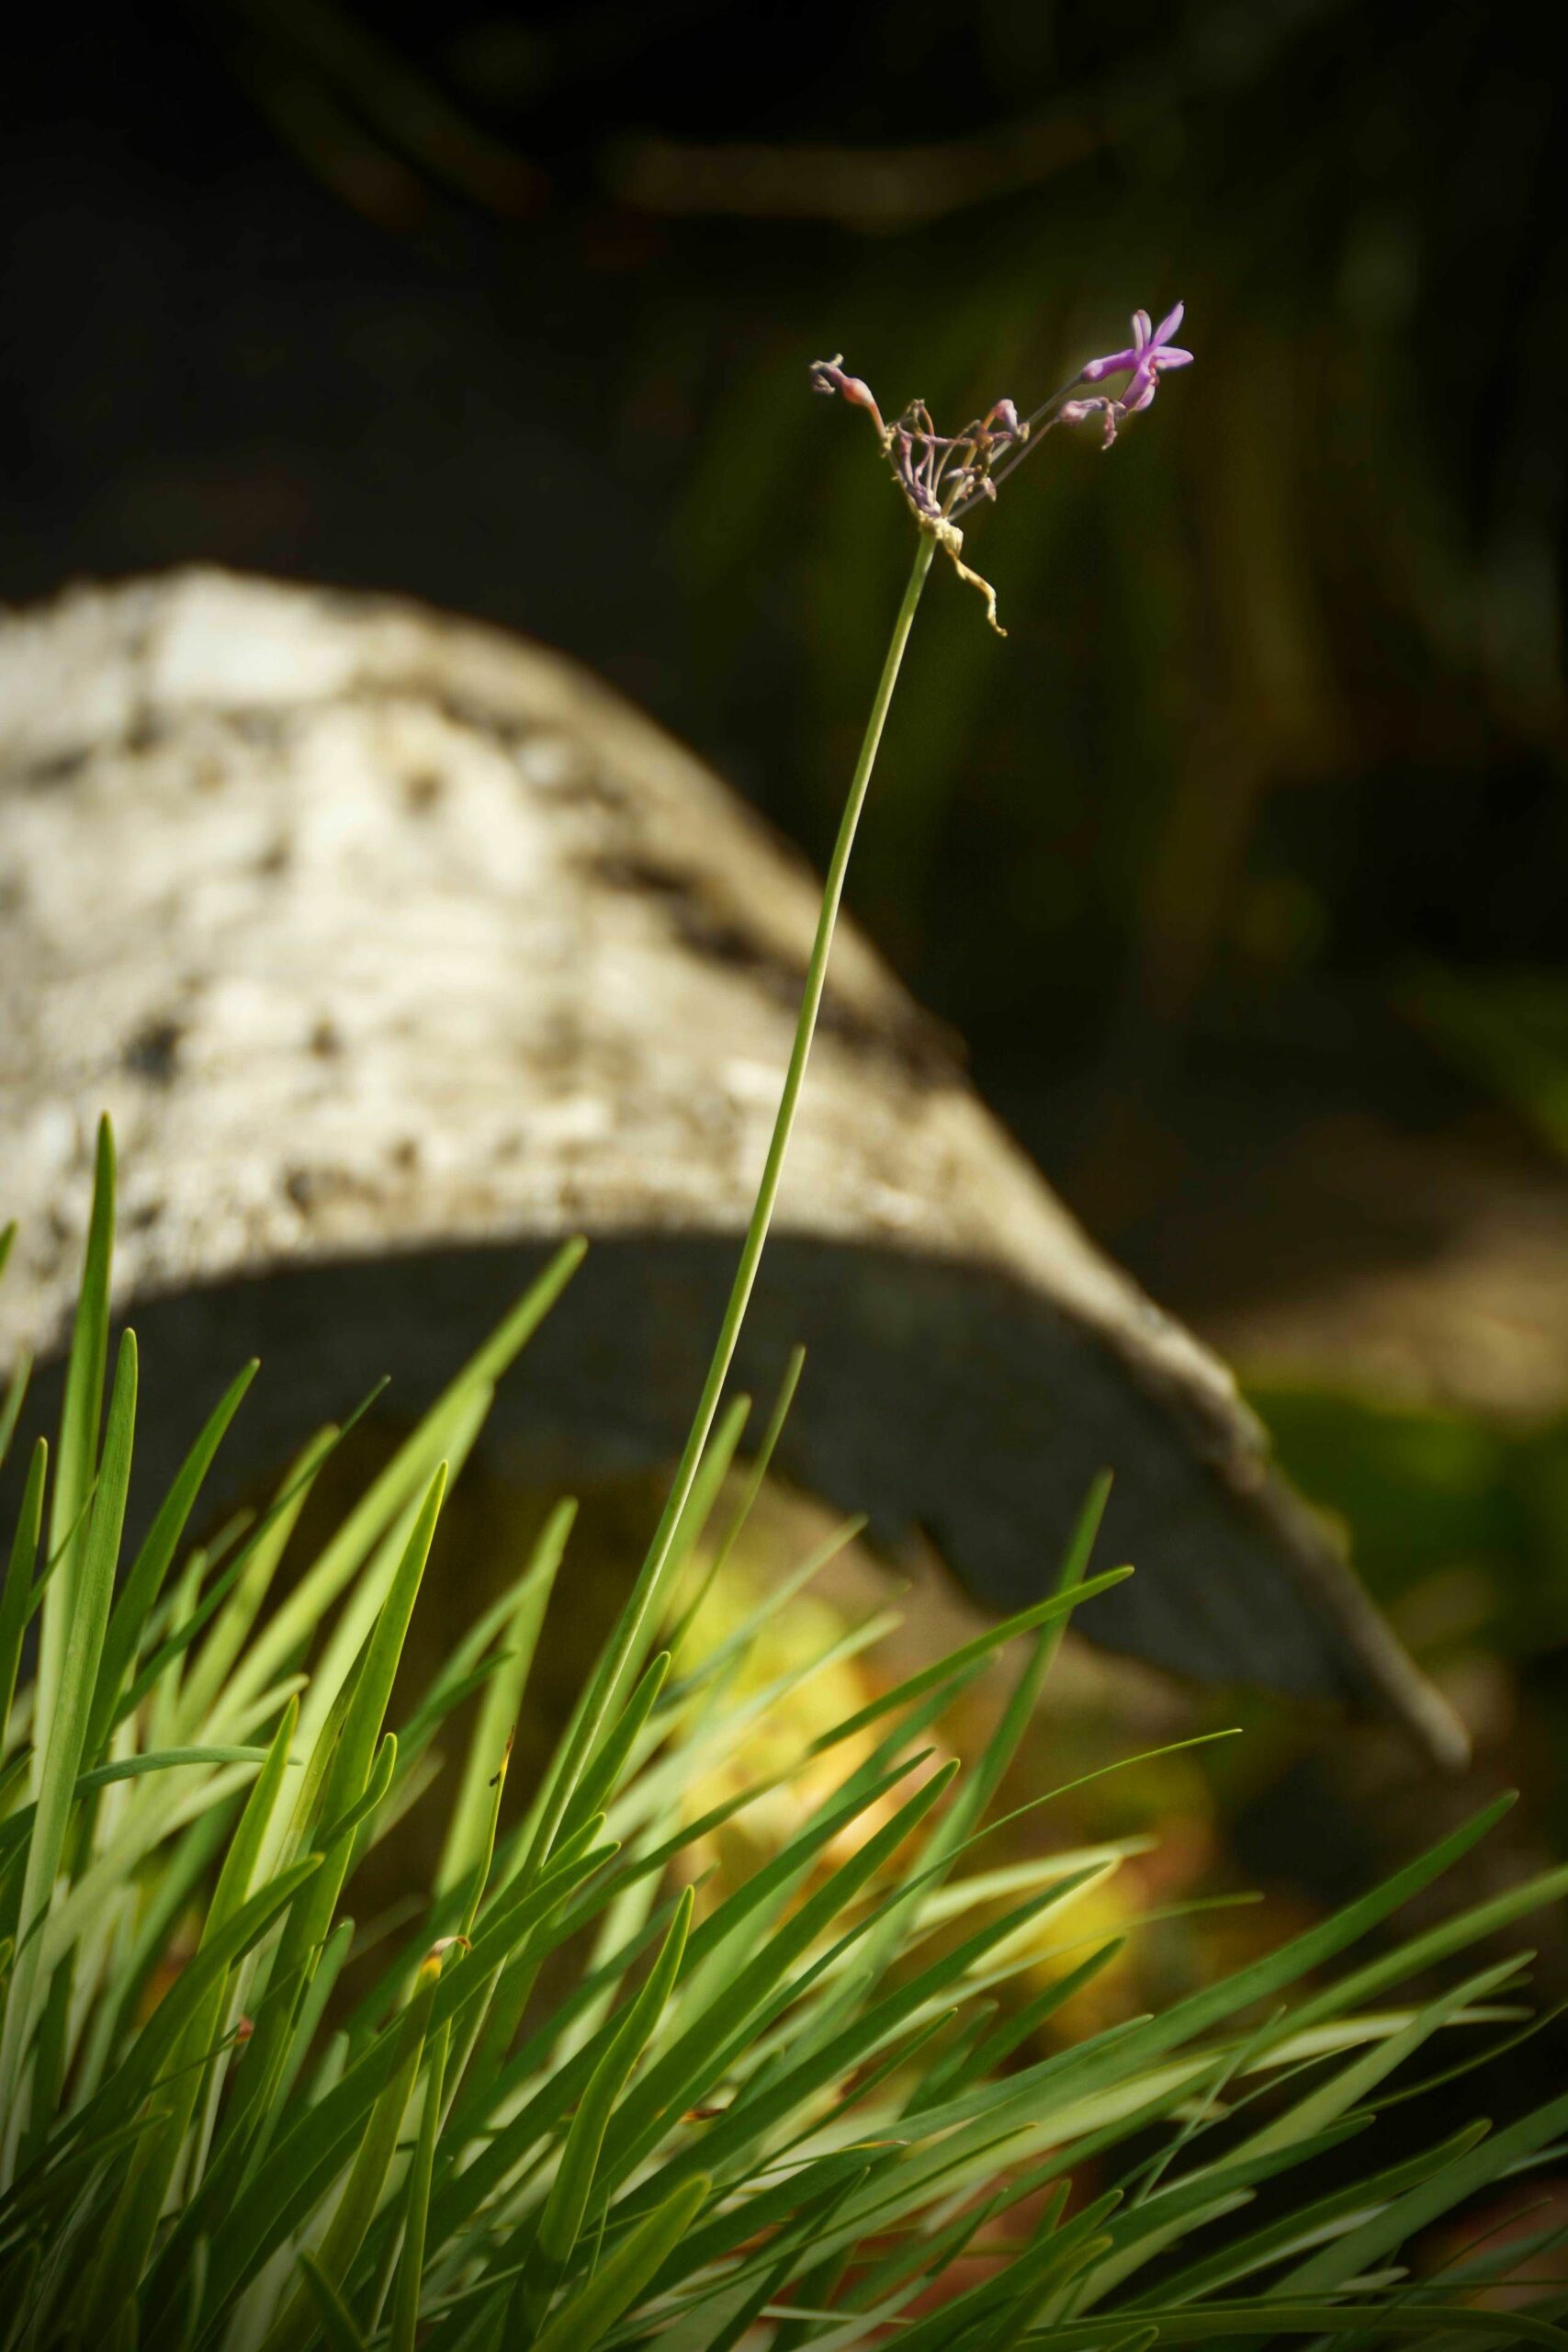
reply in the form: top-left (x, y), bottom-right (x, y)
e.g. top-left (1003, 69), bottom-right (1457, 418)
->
top-left (1079, 303), bottom-right (1193, 414)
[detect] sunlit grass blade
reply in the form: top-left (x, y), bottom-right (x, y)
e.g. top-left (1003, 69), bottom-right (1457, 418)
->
top-left (1, 1847), bottom-right (322, 2251)
top-left (650, 1863), bottom-right (1110, 2209)
top-left (514, 1392), bottom-right (751, 1908)
top-left (0, 1327), bottom-right (135, 2176)
top-left (85, 1360), bottom-right (258, 1760)
top-left (662, 1345), bottom-right (807, 1661)
top-left (234, 1464), bottom-right (446, 2129)
top-left (596, 1759), bottom-right (959, 2200)
top-left (0, 1747), bottom-right (274, 1871)
top-left (436, 1496), bottom-right (574, 1901)
top-left (35, 1115), bottom-right (115, 1767)
top-left (557, 1647), bottom-right (671, 1847)
top-left (807, 1566), bottom-right (1134, 1757)
top-left (815, 1478), bottom-right (1117, 2013)
top-left (223, 1240), bottom-right (584, 1724)
top-left (659, 1511), bottom-right (870, 1716)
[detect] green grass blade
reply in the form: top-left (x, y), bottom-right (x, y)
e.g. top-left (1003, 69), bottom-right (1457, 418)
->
top-left (1287, 1857), bottom-right (1568, 2036)
top-left (258, 1958), bottom-right (440, 2352)
top-left (815, 1478), bottom-right (1116, 2011)
top-left (75, 1701), bottom-right (301, 2335)
top-left (519, 1884), bottom-right (694, 2328)
top-left (557, 1649), bottom-right (671, 1846)
top-left (807, 1566), bottom-right (1134, 1756)
top-left (0, 1849), bottom-right (321, 2234)
top-left (598, 1759), bottom-right (959, 2198)
top-left (1139, 2121), bottom-right (1492, 2309)
top-left (238, 1466), bottom-right (446, 2120)
top-left (1278, 2082), bottom-right (1568, 2302)
top-left (207, 1835), bottom-right (618, 2312)
top-left (0, 1748), bottom-right (274, 1870)
top-left (1124, 2301), bottom-right (1568, 2344)
top-left (515, 1394), bottom-right (750, 1899)
top-left (388, 2013), bottom-right (449, 2352)
top-left (85, 1361), bottom-right (258, 1759)
top-left (226, 1241), bottom-right (583, 1721)
top-left (660, 1513), bottom-right (869, 1714)
top-left (663, 1345), bottom-right (807, 1660)
top-left (951, 1939), bottom-right (1128, 2087)
top-left (436, 1498), bottom-right (573, 1900)
top-left (0, 1327), bottom-right (135, 2176)
top-left (0, 1351), bottom-right (30, 1477)
top-left (526, 2171), bottom-right (710, 2352)
top-left (0, 1440), bottom-right (46, 1755)
top-left (296, 2250), bottom-right (370, 2351)
top-left (1235, 1950), bottom-right (1532, 2166)
top-left (660, 1866), bottom-right (1109, 2203)
top-left (35, 1116), bottom-right (115, 1763)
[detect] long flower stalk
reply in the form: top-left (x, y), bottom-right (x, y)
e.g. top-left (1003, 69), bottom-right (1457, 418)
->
top-left (525, 300), bottom-right (1194, 1867)
top-left (520, 532), bottom-right (937, 1871)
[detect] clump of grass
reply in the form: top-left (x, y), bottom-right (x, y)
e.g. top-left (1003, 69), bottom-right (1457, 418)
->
top-left (1, 1138), bottom-right (1566, 2351)
top-left (3, 321), bottom-right (1567, 2350)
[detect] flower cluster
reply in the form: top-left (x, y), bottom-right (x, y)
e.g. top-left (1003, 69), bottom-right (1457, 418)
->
top-left (810, 304), bottom-right (1192, 630)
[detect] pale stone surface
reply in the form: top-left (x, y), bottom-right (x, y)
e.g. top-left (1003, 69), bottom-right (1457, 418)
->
top-left (0, 570), bottom-right (1465, 1761)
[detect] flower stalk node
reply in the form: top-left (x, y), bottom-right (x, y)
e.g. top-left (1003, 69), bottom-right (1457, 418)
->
top-left (925, 515), bottom-right (1005, 636)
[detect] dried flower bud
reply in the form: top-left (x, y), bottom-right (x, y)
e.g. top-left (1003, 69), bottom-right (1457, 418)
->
top-left (808, 355), bottom-right (886, 438)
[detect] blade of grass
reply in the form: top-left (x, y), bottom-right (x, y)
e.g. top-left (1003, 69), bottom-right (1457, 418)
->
top-left (0, 1327), bottom-right (135, 2178)
top-left (534, 537), bottom-right (936, 1958)
top-left (74, 1700), bottom-right (301, 2335)
top-left (234, 1466), bottom-right (446, 2132)
top-left (526, 2170), bottom-right (711, 2352)
top-left (224, 1241), bottom-right (583, 1723)
top-left (808, 1566), bottom-right (1134, 1758)
top-left (662, 1345), bottom-right (807, 1662)
top-left (515, 1884), bottom-right (695, 2330)
top-left (0, 1440), bottom-right (46, 1756)
top-left (0, 1351), bottom-right (29, 1477)
top-left (436, 1498), bottom-right (574, 1901)
top-left (85, 1362), bottom-right (258, 1761)
top-left (297, 2251), bottom-right (369, 2352)
top-left (35, 1116), bottom-right (114, 1775)
top-left (259, 1954), bottom-right (442, 2352)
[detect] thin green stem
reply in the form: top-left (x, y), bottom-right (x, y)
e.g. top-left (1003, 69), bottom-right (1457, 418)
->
top-left (529, 532), bottom-right (936, 1870)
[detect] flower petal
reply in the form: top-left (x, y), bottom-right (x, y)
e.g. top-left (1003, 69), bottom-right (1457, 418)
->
top-left (1132, 309), bottom-right (1153, 349)
top-left (1154, 346), bottom-right (1194, 369)
top-left (1152, 300), bottom-right (1186, 345)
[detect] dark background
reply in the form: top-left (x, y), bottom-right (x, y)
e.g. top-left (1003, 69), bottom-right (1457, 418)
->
top-left (5, 1), bottom-right (1567, 1903)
